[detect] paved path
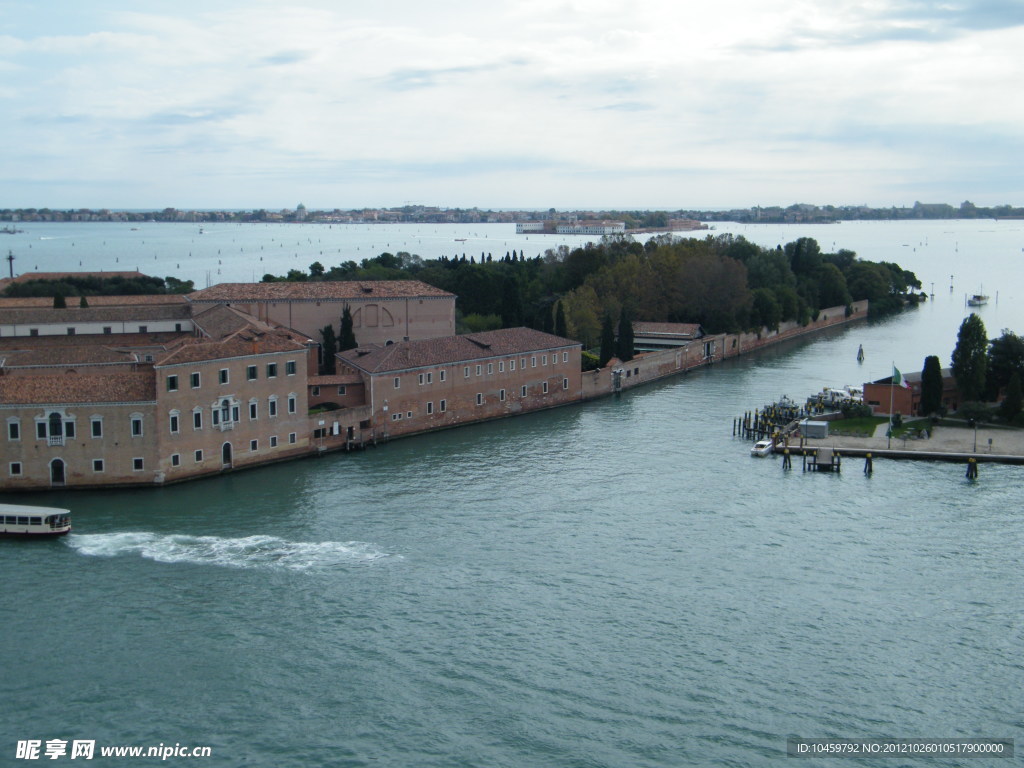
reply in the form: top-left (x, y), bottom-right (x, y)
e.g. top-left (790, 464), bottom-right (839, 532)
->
top-left (796, 422), bottom-right (1024, 458)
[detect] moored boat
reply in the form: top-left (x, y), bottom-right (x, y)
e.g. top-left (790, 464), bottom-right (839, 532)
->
top-left (750, 439), bottom-right (774, 456)
top-left (967, 293), bottom-right (988, 306)
top-left (0, 503), bottom-right (72, 537)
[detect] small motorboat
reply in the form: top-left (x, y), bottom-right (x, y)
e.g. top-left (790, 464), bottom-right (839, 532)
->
top-left (750, 439), bottom-right (774, 457)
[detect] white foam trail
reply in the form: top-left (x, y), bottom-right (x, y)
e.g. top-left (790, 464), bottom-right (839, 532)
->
top-left (65, 532), bottom-right (396, 570)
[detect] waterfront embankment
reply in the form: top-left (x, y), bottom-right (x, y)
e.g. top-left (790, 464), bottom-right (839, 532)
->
top-left (795, 422), bottom-right (1024, 465)
top-left (582, 300), bottom-right (869, 400)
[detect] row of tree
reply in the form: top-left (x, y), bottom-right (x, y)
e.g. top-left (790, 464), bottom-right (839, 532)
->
top-left (3, 275), bottom-right (194, 297)
top-left (264, 233), bottom-right (921, 353)
top-left (919, 314), bottom-right (1024, 423)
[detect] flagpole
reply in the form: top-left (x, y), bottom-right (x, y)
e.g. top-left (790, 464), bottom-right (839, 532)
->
top-left (888, 362), bottom-right (894, 449)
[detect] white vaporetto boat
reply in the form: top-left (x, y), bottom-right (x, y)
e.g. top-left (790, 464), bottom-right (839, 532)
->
top-left (0, 504), bottom-right (72, 537)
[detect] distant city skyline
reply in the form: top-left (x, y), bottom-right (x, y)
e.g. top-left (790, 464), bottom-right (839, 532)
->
top-left (2, 1), bottom-right (1022, 209)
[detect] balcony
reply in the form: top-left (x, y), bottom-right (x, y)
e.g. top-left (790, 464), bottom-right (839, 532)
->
top-left (216, 421), bottom-right (235, 432)
top-left (48, 435), bottom-right (65, 447)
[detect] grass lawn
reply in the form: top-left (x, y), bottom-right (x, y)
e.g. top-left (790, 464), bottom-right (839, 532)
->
top-left (825, 416), bottom-right (888, 437)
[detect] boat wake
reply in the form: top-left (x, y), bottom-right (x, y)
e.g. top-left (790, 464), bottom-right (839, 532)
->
top-left (65, 532), bottom-right (397, 570)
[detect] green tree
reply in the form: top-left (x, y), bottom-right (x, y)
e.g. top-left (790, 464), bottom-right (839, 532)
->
top-left (500, 276), bottom-right (523, 327)
top-left (53, 293), bottom-right (66, 308)
top-left (919, 355), bottom-right (943, 416)
top-left (951, 314), bottom-right (988, 401)
top-left (79, 295), bottom-right (89, 308)
top-left (554, 300), bottom-right (567, 338)
top-left (320, 324), bottom-right (337, 374)
top-left (599, 313), bottom-right (615, 367)
top-left (985, 330), bottom-right (1024, 400)
top-left (309, 261), bottom-right (325, 278)
top-left (616, 307), bottom-right (634, 363)
top-left (999, 371), bottom-right (1022, 423)
top-left (339, 306), bottom-right (357, 351)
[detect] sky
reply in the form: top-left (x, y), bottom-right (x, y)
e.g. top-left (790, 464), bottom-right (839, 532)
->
top-left (1, 0), bottom-right (1023, 210)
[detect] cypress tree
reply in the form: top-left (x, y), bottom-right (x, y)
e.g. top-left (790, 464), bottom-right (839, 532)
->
top-left (951, 313), bottom-right (988, 401)
top-left (53, 293), bottom-right (66, 308)
top-left (616, 307), bottom-right (634, 363)
top-left (339, 306), bottom-right (357, 351)
top-left (79, 295), bottom-right (89, 308)
top-left (919, 355), bottom-right (943, 416)
top-left (599, 314), bottom-right (615, 367)
top-left (500, 276), bottom-right (523, 327)
top-left (554, 301), bottom-right (568, 338)
top-left (320, 324), bottom-right (337, 375)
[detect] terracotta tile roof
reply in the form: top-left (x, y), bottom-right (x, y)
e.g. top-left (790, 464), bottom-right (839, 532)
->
top-left (633, 322), bottom-right (704, 339)
top-left (0, 332), bottom-right (185, 351)
top-left (0, 294), bottom-right (187, 308)
top-left (338, 327), bottom-right (579, 374)
top-left (155, 329), bottom-right (309, 367)
top-left (188, 280), bottom-right (454, 302)
top-left (1, 345), bottom-right (138, 367)
top-left (0, 370), bottom-right (156, 404)
top-left (192, 304), bottom-right (264, 340)
top-left (0, 304), bottom-right (192, 324)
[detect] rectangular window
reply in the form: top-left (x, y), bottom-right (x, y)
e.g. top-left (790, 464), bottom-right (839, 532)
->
top-left (175, 323), bottom-right (182, 332)
top-left (219, 368), bottom-right (229, 385)
top-left (193, 410), bottom-right (203, 429)
top-left (92, 459), bottom-right (104, 473)
top-left (169, 414), bottom-right (179, 433)
top-left (439, 370), bottom-right (446, 382)
top-left (67, 327), bottom-right (76, 336)
top-left (510, 359), bottom-right (516, 371)
top-left (288, 432), bottom-right (297, 444)
top-left (427, 372), bottom-right (433, 384)
top-left (166, 375), bottom-right (178, 392)
top-left (464, 366), bottom-right (470, 378)
top-left (249, 402), bottom-right (258, 420)
top-left (311, 386), bottom-right (320, 397)
top-left (418, 373), bottom-right (424, 385)
top-left (440, 399), bottom-right (447, 413)
top-left (232, 405), bottom-right (240, 423)
top-left (286, 361), bottom-right (296, 375)
top-left (10, 462), bottom-right (22, 476)
top-left (521, 385), bottom-right (528, 397)
top-left (247, 365), bottom-right (257, 381)
top-left (337, 385), bottom-right (346, 395)
top-left (269, 399), bottom-right (278, 417)
top-left (29, 328), bottom-right (38, 337)
top-left (250, 439), bottom-right (258, 452)
top-left (563, 352), bottom-right (569, 363)
top-left (476, 364), bottom-right (482, 376)
top-left (7, 421), bottom-right (19, 441)
top-left (391, 413), bottom-right (402, 421)
top-left (542, 381), bottom-right (549, 394)
top-left (499, 361), bottom-right (504, 372)
top-left (499, 389), bottom-right (506, 401)
top-left (487, 363), bottom-right (493, 375)
top-left (267, 362), bottom-right (278, 378)
top-left (195, 449), bottom-right (203, 463)
top-left (521, 357), bottom-right (527, 369)
top-left (542, 354), bottom-right (548, 365)
top-left (394, 377), bottom-right (401, 389)
top-left (171, 453), bottom-right (181, 467)
top-left (65, 421), bottom-right (75, 439)
top-left (287, 395), bottom-right (296, 414)
top-left (427, 402), bottom-right (434, 414)
top-left (131, 417), bottom-right (143, 436)
top-left (191, 372), bottom-right (201, 389)
top-left (37, 422), bottom-right (46, 439)
top-left (476, 393), bottom-right (483, 406)
top-left (563, 377), bottom-right (569, 390)
top-left (91, 418), bottom-right (102, 438)
top-left (132, 457), bottom-right (144, 471)
top-left (531, 356), bottom-right (537, 368)
top-left (138, 325), bottom-right (148, 333)
top-left (270, 435), bottom-right (278, 448)
top-left (103, 326), bottom-right (112, 334)
top-left (213, 409), bottom-right (220, 426)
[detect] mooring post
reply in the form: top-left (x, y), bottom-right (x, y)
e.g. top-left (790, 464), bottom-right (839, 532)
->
top-left (966, 457), bottom-right (978, 480)
top-left (864, 452), bottom-right (873, 476)
top-left (782, 448), bottom-right (791, 470)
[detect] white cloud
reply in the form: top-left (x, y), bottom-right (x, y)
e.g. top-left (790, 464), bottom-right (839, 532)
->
top-left (0, 0), bottom-right (1021, 208)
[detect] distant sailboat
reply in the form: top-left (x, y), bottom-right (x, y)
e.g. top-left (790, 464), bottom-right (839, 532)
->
top-left (967, 287), bottom-right (989, 307)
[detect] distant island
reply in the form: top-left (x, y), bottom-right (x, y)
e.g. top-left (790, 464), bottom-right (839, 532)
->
top-left (1, 200), bottom-right (1022, 226)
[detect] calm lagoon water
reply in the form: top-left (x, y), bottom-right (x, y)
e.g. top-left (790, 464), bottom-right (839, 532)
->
top-left (2, 220), bottom-right (1022, 767)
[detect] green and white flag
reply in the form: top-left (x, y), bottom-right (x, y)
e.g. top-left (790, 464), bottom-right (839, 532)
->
top-left (892, 365), bottom-right (910, 388)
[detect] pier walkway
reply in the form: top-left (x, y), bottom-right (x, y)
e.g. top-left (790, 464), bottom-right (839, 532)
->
top-left (794, 423), bottom-right (1024, 465)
